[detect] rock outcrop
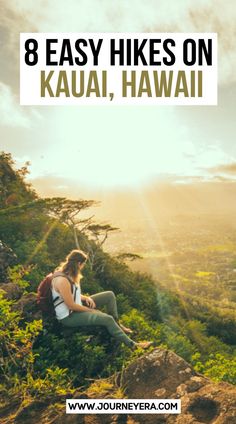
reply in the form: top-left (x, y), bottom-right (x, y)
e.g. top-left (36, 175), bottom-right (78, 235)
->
top-left (13, 292), bottom-right (41, 321)
top-left (121, 348), bottom-right (236, 423)
top-left (0, 281), bottom-right (40, 321)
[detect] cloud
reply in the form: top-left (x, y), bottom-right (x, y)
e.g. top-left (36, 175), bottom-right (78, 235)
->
top-left (3, 0), bottom-right (236, 88)
top-left (0, 0), bottom-right (236, 92)
top-left (187, 1), bottom-right (236, 85)
top-left (209, 163), bottom-right (236, 175)
top-left (0, 1), bottom-right (37, 92)
top-left (0, 82), bottom-right (42, 128)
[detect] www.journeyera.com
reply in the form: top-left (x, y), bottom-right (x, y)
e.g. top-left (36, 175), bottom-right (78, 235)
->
top-left (66, 399), bottom-right (181, 414)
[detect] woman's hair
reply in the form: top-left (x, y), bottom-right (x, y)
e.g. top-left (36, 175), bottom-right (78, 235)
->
top-left (56, 249), bottom-right (88, 281)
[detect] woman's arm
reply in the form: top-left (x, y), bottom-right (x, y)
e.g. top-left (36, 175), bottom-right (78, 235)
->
top-left (55, 277), bottom-right (94, 312)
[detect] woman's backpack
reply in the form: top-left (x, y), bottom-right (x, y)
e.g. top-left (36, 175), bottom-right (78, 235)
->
top-left (37, 272), bottom-right (73, 319)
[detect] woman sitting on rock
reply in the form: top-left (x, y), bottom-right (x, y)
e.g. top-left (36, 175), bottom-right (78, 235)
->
top-left (51, 249), bottom-right (152, 349)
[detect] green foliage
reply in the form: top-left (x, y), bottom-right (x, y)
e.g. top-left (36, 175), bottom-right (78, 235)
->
top-left (159, 317), bottom-right (234, 365)
top-left (116, 293), bottom-right (132, 315)
top-left (13, 239), bottom-right (52, 269)
top-left (0, 292), bottom-right (73, 400)
top-left (156, 288), bottom-right (185, 320)
top-left (7, 265), bottom-right (30, 289)
top-left (86, 379), bottom-right (125, 399)
top-left (183, 295), bottom-right (236, 345)
top-left (33, 328), bottom-right (132, 386)
top-left (121, 308), bottom-right (161, 343)
top-left (81, 268), bottom-right (103, 295)
top-left (93, 252), bottom-right (160, 321)
top-left (0, 292), bottom-right (42, 398)
top-left (164, 332), bottom-right (196, 362)
top-left (21, 367), bottom-right (73, 399)
top-left (23, 265), bottom-right (46, 292)
top-left (0, 152), bottom-right (36, 208)
top-left (194, 353), bottom-right (236, 385)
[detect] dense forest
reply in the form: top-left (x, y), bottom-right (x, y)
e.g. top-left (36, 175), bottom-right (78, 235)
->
top-left (0, 151), bottom-right (236, 410)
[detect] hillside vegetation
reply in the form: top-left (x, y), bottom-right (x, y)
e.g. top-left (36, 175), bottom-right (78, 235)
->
top-left (0, 152), bottom-right (236, 412)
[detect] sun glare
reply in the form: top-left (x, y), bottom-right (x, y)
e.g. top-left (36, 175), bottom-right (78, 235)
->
top-left (29, 107), bottom-right (229, 189)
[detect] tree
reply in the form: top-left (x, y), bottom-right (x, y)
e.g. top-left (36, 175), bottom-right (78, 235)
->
top-left (85, 224), bottom-right (119, 269)
top-left (39, 197), bottom-right (98, 248)
top-left (0, 197), bottom-right (98, 250)
top-left (116, 253), bottom-right (143, 262)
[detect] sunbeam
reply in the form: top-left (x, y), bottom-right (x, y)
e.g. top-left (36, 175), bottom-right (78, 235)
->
top-left (134, 187), bottom-right (193, 322)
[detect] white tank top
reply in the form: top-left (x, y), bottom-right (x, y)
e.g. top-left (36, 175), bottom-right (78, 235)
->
top-left (51, 276), bottom-right (82, 320)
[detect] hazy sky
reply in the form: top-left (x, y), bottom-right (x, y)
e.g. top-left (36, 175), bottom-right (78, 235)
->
top-left (0, 0), bottom-right (236, 195)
